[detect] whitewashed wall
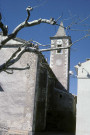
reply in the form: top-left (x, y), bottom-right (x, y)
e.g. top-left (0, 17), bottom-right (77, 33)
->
top-left (0, 35), bottom-right (38, 134)
top-left (75, 60), bottom-right (90, 135)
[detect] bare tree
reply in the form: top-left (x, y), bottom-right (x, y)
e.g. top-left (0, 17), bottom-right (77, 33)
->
top-left (0, 6), bottom-right (57, 73)
top-left (0, 6), bottom-right (90, 73)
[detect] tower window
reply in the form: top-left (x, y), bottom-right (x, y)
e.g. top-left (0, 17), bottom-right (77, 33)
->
top-left (56, 44), bottom-right (62, 54)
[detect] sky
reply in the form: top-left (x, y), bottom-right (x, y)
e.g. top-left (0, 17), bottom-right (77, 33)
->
top-left (0, 0), bottom-right (90, 94)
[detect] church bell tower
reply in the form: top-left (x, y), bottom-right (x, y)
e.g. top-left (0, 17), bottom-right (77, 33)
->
top-left (50, 22), bottom-right (71, 91)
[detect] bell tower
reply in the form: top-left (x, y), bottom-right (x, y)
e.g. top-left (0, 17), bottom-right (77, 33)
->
top-left (50, 22), bottom-right (71, 91)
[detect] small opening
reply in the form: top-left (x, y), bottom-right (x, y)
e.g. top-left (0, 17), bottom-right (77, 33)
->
top-left (57, 44), bottom-right (62, 53)
top-left (60, 94), bottom-right (62, 98)
top-left (47, 112), bottom-right (52, 116)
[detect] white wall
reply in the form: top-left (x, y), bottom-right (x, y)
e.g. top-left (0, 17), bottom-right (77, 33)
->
top-left (76, 60), bottom-right (90, 135)
top-left (0, 35), bottom-right (38, 134)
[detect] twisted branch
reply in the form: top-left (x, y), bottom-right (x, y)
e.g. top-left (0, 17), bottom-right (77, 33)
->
top-left (25, 6), bottom-right (33, 22)
top-left (0, 13), bottom-right (8, 36)
top-left (0, 5), bottom-right (56, 48)
top-left (39, 34), bottom-right (90, 52)
top-left (0, 47), bottom-right (37, 73)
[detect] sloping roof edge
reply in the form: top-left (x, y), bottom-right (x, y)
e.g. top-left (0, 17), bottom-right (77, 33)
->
top-left (0, 32), bottom-right (28, 44)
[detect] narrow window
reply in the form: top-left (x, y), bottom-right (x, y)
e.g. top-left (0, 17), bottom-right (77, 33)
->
top-left (57, 44), bottom-right (62, 54)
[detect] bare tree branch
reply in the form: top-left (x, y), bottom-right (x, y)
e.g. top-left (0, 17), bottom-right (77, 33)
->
top-left (25, 6), bottom-right (33, 22)
top-left (30, 40), bottom-right (50, 47)
top-left (4, 65), bottom-right (30, 74)
top-left (0, 47), bottom-right (37, 72)
top-left (39, 46), bottom-right (70, 52)
top-left (0, 18), bottom-right (56, 47)
top-left (55, 23), bottom-right (66, 29)
top-left (0, 6), bottom-right (90, 74)
top-left (78, 15), bottom-right (90, 24)
top-left (0, 13), bottom-right (8, 36)
top-left (39, 34), bottom-right (90, 52)
top-left (62, 15), bottom-right (77, 21)
top-left (33, 0), bottom-right (48, 9)
top-left (56, 13), bottom-right (63, 23)
top-left (70, 34), bottom-right (90, 46)
top-left (4, 70), bottom-right (13, 74)
top-left (69, 29), bottom-right (90, 32)
top-left (6, 64), bottom-right (30, 70)
top-left (1, 33), bottom-right (89, 73)
top-left (66, 21), bottom-right (77, 30)
top-left (5, 47), bottom-right (21, 65)
top-left (0, 6), bottom-right (56, 48)
top-left (0, 47), bottom-right (21, 72)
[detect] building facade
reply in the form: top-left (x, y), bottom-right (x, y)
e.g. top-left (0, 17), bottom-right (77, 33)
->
top-left (75, 59), bottom-right (90, 135)
top-left (0, 23), bottom-right (76, 135)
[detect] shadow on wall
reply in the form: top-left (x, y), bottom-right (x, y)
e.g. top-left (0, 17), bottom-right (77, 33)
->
top-left (45, 78), bottom-right (76, 134)
top-left (28, 132), bottom-right (75, 135)
top-left (0, 85), bottom-right (4, 92)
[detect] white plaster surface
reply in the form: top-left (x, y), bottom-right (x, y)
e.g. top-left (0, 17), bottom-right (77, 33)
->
top-left (0, 36), bottom-right (38, 132)
top-left (75, 60), bottom-right (90, 135)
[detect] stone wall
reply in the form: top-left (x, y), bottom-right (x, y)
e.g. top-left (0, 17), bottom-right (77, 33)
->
top-left (33, 66), bottom-right (48, 131)
top-left (0, 42), bottom-right (38, 134)
top-left (0, 34), bottom-right (76, 134)
top-left (46, 78), bottom-right (76, 133)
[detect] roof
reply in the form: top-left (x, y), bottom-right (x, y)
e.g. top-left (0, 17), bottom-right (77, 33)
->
top-left (75, 59), bottom-right (90, 69)
top-left (55, 21), bottom-right (66, 37)
top-left (75, 59), bottom-right (90, 77)
top-left (50, 22), bottom-right (72, 43)
top-left (0, 32), bottom-right (33, 48)
top-left (0, 32), bottom-right (27, 44)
